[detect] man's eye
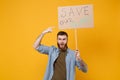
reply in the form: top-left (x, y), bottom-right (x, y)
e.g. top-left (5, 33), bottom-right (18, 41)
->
top-left (63, 38), bottom-right (66, 40)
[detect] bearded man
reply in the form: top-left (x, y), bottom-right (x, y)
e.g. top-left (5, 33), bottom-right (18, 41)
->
top-left (33, 27), bottom-right (88, 80)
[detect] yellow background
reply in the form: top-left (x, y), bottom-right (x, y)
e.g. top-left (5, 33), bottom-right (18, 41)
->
top-left (0, 0), bottom-right (120, 80)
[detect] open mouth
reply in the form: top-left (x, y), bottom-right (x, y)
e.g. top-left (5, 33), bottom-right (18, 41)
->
top-left (60, 44), bottom-right (64, 46)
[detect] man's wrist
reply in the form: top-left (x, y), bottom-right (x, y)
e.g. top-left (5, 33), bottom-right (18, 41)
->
top-left (78, 57), bottom-right (82, 61)
top-left (41, 32), bottom-right (46, 35)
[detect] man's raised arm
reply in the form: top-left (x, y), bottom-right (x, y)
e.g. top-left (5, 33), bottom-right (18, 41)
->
top-left (33, 27), bottom-right (52, 49)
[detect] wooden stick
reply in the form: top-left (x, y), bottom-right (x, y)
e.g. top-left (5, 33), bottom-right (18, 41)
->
top-left (75, 28), bottom-right (78, 50)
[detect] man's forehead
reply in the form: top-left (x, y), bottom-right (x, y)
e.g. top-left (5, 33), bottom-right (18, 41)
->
top-left (58, 35), bottom-right (67, 38)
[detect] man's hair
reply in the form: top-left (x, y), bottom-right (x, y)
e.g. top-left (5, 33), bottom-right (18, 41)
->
top-left (57, 31), bottom-right (68, 37)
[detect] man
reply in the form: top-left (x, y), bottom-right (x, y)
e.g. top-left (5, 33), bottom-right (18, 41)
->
top-left (33, 27), bottom-right (88, 80)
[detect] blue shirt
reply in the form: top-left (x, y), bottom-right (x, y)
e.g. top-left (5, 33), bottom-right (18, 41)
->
top-left (36, 44), bottom-right (85, 80)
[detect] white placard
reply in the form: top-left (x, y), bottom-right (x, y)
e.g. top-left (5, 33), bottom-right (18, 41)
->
top-left (58, 4), bottom-right (94, 29)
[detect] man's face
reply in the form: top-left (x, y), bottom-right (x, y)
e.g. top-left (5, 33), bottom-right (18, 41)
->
top-left (57, 35), bottom-right (68, 50)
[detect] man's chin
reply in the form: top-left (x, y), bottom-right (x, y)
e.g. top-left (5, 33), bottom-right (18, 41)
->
top-left (59, 46), bottom-right (67, 51)
top-left (60, 47), bottom-right (64, 50)
top-left (59, 45), bottom-right (64, 48)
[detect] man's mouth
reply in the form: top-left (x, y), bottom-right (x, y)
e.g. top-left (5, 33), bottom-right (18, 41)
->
top-left (57, 43), bottom-right (67, 51)
top-left (60, 44), bottom-right (64, 45)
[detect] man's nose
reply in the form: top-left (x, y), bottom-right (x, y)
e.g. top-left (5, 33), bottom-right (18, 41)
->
top-left (61, 40), bottom-right (64, 42)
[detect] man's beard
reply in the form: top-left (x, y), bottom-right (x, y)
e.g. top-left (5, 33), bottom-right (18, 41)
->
top-left (57, 43), bottom-right (68, 51)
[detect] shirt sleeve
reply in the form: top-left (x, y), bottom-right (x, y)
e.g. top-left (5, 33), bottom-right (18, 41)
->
top-left (36, 44), bottom-right (51, 55)
top-left (75, 59), bottom-right (81, 69)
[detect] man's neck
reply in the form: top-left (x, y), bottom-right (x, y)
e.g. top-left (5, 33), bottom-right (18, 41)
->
top-left (59, 47), bottom-right (67, 52)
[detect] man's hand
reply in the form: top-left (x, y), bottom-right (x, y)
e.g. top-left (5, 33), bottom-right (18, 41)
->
top-left (75, 50), bottom-right (82, 61)
top-left (42, 27), bottom-right (54, 34)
